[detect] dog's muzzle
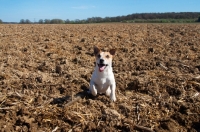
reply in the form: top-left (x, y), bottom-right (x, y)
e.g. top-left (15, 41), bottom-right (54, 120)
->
top-left (98, 63), bottom-right (108, 72)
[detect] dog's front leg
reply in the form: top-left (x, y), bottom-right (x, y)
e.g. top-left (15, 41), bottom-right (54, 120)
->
top-left (110, 83), bottom-right (116, 102)
top-left (89, 81), bottom-right (97, 96)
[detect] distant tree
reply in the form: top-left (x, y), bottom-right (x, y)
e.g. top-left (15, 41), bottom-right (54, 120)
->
top-left (38, 19), bottom-right (44, 24)
top-left (0, 19), bottom-right (2, 24)
top-left (20, 19), bottom-right (25, 24)
top-left (65, 19), bottom-right (70, 24)
top-left (44, 19), bottom-right (51, 24)
top-left (104, 17), bottom-right (111, 22)
top-left (86, 18), bottom-right (92, 23)
top-left (25, 19), bottom-right (31, 24)
top-left (50, 19), bottom-right (64, 24)
top-left (19, 19), bottom-right (32, 24)
top-left (75, 19), bottom-right (80, 22)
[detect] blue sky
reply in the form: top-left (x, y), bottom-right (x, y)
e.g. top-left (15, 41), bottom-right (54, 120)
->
top-left (0, 0), bottom-right (199, 22)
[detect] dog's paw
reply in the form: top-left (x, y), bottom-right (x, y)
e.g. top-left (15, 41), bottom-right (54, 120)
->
top-left (110, 95), bottom-right (116, 102)
top-left (89, 84), bottom-right (98, 96)
top-left (90, 88), bottom-right (97, 96)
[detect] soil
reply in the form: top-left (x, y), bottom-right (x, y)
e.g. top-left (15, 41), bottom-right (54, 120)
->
top-left (0, 23), bottom-right (200, 132)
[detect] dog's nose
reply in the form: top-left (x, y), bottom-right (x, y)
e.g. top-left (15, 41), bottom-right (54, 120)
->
top-left (100, 59), bottom-right (104, 63)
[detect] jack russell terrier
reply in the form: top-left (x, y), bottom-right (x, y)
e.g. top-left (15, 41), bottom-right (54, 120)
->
top-left (89, 46), bottom-right (116, 102)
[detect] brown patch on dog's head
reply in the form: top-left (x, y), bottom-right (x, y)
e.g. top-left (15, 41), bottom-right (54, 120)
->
top-left (100, 52), bottom-right (113, 60)
top-left (94, 46), bottom-right (116, 58)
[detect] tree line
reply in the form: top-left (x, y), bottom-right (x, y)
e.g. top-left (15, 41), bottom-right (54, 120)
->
top-left (84, 12), bottom-right (200, 23)
top-left (1, 12), bottom-right (200, 24)
top-left (19, 19), bottom-right (65, 24)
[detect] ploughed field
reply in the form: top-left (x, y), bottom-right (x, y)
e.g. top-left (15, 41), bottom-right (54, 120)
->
top-left (0, 24), bottom-right (200, 131)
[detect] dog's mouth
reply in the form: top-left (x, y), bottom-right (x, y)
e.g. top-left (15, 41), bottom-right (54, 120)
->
top-left (98, 63), bottom-right (108, 72)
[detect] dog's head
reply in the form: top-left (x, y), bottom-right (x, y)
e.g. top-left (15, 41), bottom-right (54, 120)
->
top-left (94, 46), bottom-right (116, 72)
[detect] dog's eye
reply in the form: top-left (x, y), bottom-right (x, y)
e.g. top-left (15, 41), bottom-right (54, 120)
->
top-left (106, 55), bottom-right (109, 58)
top-left (97, 54), bottom-right (101, 58)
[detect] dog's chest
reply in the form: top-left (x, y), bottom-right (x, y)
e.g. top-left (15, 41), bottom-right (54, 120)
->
top-left (92, 74), bottom-right (112, 87)
top-left (95, 77), bottom-right (108, 85)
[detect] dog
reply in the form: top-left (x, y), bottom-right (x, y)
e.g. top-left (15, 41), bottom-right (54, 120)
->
top-left (89, 46), bottom-right (116, 102)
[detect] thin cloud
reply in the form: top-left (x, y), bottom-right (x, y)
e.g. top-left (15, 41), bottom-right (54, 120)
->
top-left (71, 5), bottom-right (95, 9)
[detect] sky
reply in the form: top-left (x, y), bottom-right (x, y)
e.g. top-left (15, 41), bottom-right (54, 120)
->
top-left (0, 0), bottom-right (199, 22)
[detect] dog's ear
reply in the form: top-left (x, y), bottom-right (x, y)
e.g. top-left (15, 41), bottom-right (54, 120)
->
top-left (109, 49), bottom-right (116, 56)
top-left (94, 46), bottom-right (100, 56)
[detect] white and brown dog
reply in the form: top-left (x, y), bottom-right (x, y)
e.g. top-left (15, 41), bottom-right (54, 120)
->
top-left (89, 46), bottom-right (116, 102)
